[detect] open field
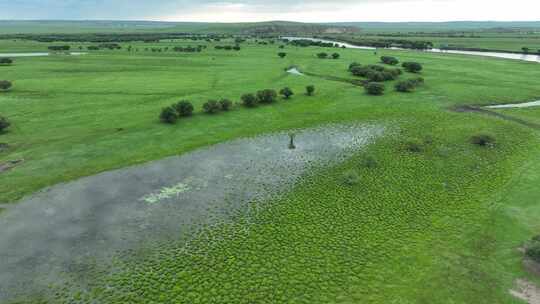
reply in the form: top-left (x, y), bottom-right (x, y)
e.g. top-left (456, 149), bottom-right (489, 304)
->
top-left (2, 36), bottom-right (540, 303)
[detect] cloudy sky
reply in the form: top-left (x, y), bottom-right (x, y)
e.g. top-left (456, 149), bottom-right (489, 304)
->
top-left (1, 0), bottom-right (539, 22)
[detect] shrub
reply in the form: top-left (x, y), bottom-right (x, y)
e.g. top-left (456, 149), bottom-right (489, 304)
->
top-left (219, 98), bottom-right (233, 111)
top-left (241, 93), bottom-right (258, 108)
top-left (0, 116), bottom-right (10, 133)
top-left (174, 100), bottom-right (194, 117)
top-left (364, 82), bottom-right (385, 95)
top-left (332, 53), bottom-right (340, 59)
top-left (402, 62), bottom-right (423, 73)
top-left (381, 56), bottom-right (399, 65)
top-left (348, 62), bottom-right (362, 71)
top-left (360, 155), bottom-right (378, 169)
top-left (342, 170), bottom-right (360, 186)
top-left (404, 139), bottom-right (423, 152)
top-left (278, 52), bottom-right (287, 58)
top-left (279, 87), bottom-right (294, 99)
top-left (256, 89), bottom-right (278, 104)
top-left (471, 134), bottom-right (496, 147)
top-left (203, 100), bottom-right (221, 114)
top-left (317, 52), bottom-right (328, 59)
top-left (526, 237), bottom-right (540, 263)
top-left (0, 58), bottom-right (13, 65)
top-left (395, 80), bottom-right (416, 92)
top-left (306, 85), bottom-right (315, 96)
top-left (160, 106), bottom-right (178, 124)
top-left (0, 80), bottom-right (12, 91)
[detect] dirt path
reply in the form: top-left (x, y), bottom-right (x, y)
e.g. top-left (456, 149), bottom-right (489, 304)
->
top-left (511, 279), bottom-right (540, 304)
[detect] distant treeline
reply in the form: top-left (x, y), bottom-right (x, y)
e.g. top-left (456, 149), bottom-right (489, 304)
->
top-left (0, 32), bottom-right (234, 43)
top-left (323, 36), bottom-right (434, 50)
top-left (285, 39), bottom-right (341, 48)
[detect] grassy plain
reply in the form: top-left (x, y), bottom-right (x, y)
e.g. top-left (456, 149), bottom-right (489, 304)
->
top-left (2, 38), bottom-right (540, 303)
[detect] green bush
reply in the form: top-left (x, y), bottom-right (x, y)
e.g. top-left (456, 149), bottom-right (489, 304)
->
top-left (219, 99), bottom-right (233, 111)
top-left (381, 56), bottom-right (399, 65)
top-left (256, 89), bottom-right (278, 104)
top-left (526, 237), bottom-right (540, 263)
top-left (0, 116), bottom-right (10, 133)
top-left (364, 82), bottom-right (385, 95)
top-left (332, 53), bottom-right (340, 59)
top-left (0, 80), bottom-right (12, 91)
top-left (471, 134), bottom-right (496, 147)
top-left (402, 62), bottom-right (423, 73)
top-left (241, 93), bottom-right (258, 108)
top-left (203, 100), bottom-right (221, 114)
top-left (278, 52), bottom-right (287, 58)
top-left (174, 100), bottom-right (194, 117)
top-left (348, 62), bottom-right (362, 71)
top-left (279, 87), bottom-right (294, 99)
top-left (395, 80), bottom-right (416, 92)
top-left (306, 85), bottom-right (315, 96)
top-left (342, 170), bottom-right (360, 186)
top-left (0, 58), bottom-right (13, 65)
top-left (404, 139), bottom-right (424, 152)
top-left (317, 52), bottom-right (328, 59)
top-left (159, 106), bottom-right (178, 124)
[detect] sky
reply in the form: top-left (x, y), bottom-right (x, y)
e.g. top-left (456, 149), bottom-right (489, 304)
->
top-left (1, 0), bottom-right (539, 22)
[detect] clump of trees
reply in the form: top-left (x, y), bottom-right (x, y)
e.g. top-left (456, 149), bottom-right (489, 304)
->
top-left (0, 116), bottom-right (10, 133)
top-left (160, 100), bottom-right (195, 124)
top-left (48, 45), bottom-right (70, 52)
top-left (0, 80), bottom-right (12, 91)
top-left (402, 62), bottom-right (423, 73)
top-left (280, 87), bottom-right (294, 99)
top-left (160, 106), bottom-right (179, 124)
top-left (215, 45), bottom-right (241, 51)
top-left (395, 77), bottom-right (424, 92)
top-left (350, 64), bottom-right (402, 82)
top-left (0, 58), bottom-right (13, 65)
top-left (219, 99), bottom-right (233, 111)
top-left (381, 56), bottom-right (399, 65)
top-left (173, 46), bottom-right (203, 53)
top-left (364, 82), bottom-right (385, 95)
top-left (306, 85), bottom-right (315, 96)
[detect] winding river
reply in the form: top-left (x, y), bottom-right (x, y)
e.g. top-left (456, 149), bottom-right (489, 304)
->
top-left (282, 37), bottom-right (540, 63)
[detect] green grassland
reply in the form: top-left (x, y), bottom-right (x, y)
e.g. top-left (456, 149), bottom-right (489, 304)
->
top-left (2, 38), bottom-right (540, 303)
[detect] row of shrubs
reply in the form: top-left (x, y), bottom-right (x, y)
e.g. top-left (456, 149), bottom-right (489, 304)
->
top-left (160, 86), bottom-right (316, 124)
top-left (0, 58), bottom-right (13, 65)
top-left (364, 77), bottom-right (424, 95)
top-left (215, 45), bottom-right (241, 51)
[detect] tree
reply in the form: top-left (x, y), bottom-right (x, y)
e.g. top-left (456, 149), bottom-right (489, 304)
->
top-left (306, 85), bottom-right (315, 96)
top-left (332, 53), bottom-right (340, 59)
top-left (0, 80), bottom-right (12, 91)
top-left (219, 98), bottom-right (233, 111)
top-left (256, 89), bottom-right (278, 104)
top-left (0, 116), bottom-right (10, 133)
top-left (174, 100), bottom-right (194, 117)
top-left (278, 52), bottom-right (287, 58)
top-left (0, 58), bottom-right (13, 65)
top-left (381, 56), bottom-right (399, 65)
top-left (203, 100), bottom-right (221, 114)
top-left (522, 47), bottom-right (530, 54)
top-left (402, 62), bottom-right (423, 73)
top-left (241, 93), bottom-right (258, 108)
top-left (365, 82), bottom-right (385, 95)
top-left (317, 52), bottom-right (328, 59)
top-left (279, 87), bottom-right (294, 99)
top-left (160, 106), bottom-right (178, 124)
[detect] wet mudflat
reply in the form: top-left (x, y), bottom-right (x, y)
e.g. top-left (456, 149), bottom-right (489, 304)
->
top-left (0, 123), bottom-right (384, 301)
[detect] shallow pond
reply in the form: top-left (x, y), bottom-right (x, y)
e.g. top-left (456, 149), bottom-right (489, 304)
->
top-left (0, 123), bottom-right (384, 301)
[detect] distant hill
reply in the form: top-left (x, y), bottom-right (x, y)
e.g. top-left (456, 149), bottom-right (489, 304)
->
top-left (0, 20), bottom-right (358, 35)
top-left (327, 21), bottom-right (540, 33)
